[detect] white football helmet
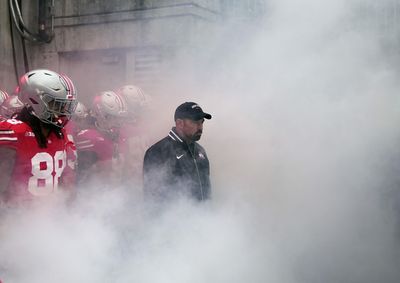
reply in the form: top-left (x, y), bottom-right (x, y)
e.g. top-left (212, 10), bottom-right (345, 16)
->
top-left (0, 90), bottom-right (10, 105)
top-left (116, 84), bottom-right (148, 119)
top-left (0, 95), bottom-right (24, 118)
top-left (18, 69), bottom-right (78, 127)
top-left (91, 90), bottom-right (127, 131)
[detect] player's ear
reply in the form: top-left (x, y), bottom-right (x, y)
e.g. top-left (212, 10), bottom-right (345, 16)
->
top-left (175, 118), bottom-right (184, 129)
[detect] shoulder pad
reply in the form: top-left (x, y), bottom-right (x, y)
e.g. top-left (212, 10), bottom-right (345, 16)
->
top-left (0, 119), bottom-right (30, 134)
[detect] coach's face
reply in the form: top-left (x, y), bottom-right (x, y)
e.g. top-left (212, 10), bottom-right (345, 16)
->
top-left (177, 118), bottom-right (204, 142)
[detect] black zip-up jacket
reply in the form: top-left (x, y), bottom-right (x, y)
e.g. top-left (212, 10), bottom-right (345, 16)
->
top-left (143, 127), bottom-right (211, 201)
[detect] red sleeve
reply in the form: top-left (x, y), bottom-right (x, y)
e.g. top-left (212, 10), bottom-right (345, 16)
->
top-left (0, 119), bottom-right (26, 148)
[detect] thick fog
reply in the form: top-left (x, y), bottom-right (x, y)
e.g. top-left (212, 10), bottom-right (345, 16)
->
top-left (1, 0), bottom-right (400, 282)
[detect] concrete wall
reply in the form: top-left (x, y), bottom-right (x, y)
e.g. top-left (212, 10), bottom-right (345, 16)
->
top-left (0, 0), bottom-right (271, 98)
top-left (1, 0), bottom-right (221, 100)
top-left (0, 0), bottom-right (21, 93)
top-left (34, 0), bottom-right (220, 99)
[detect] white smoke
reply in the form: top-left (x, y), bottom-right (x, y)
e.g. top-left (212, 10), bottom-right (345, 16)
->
top-left (1, 0), bottom-right (400, 282)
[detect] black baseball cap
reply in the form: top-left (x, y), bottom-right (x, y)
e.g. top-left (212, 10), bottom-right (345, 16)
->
top-left (174, 102), bottom-right (212, 121)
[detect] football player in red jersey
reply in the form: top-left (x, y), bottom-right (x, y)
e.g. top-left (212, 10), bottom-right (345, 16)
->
top-left (0, 69), bottom-right (78, 203)
top-left (75, 90), bottom-right (128, 187)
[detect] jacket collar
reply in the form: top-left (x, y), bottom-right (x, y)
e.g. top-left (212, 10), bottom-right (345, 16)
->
top-left (168, 127), bottom-right (183, 143)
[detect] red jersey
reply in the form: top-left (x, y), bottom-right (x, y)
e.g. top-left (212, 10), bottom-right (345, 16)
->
top-left (64, 119), bottom-right (90, 138)
top-left (0, 118), bottom-right (76, 201)
top-left (75, 127), bottom-right (128, 185)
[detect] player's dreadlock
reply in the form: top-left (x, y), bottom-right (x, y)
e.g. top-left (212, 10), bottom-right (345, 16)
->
top-left (16, 107), bottom-right (64, 148)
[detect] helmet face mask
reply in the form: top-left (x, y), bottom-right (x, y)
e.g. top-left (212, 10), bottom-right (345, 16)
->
top-left (41, 93), bottom-right (77, 126)
top-left (18, 70), bottom-right (78, 128)
top-left (101, 113), bottom-right (124, 130)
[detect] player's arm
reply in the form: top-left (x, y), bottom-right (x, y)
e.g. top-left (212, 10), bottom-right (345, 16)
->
top-left (0, 148), bottom-right (16, 194)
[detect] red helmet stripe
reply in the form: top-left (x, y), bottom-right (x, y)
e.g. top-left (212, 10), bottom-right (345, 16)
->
top-left (61, 74), bottom-right (76, 99)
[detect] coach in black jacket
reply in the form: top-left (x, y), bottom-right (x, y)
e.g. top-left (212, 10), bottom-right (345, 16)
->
top-left (143, 102), bottom-right (212, 202)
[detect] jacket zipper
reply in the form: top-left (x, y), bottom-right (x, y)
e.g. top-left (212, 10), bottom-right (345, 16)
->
top-left (188, 144), bottom-right (204, 200)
